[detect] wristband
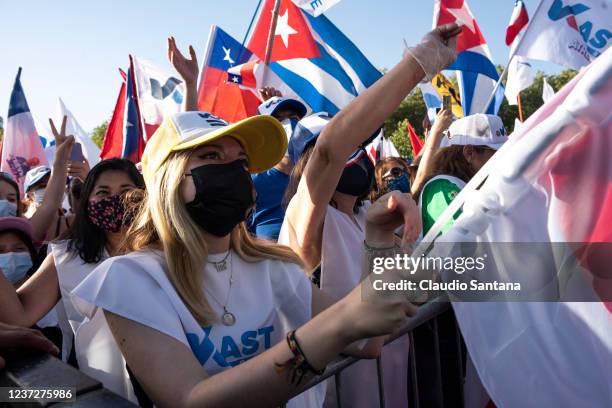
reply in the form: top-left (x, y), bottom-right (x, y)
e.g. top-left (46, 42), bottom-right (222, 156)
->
top-left (275, 330), bottom-right (325, 386)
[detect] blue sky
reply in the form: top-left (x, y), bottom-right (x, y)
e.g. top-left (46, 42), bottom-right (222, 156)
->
top-left (1, 0), bottom-right (562, 131)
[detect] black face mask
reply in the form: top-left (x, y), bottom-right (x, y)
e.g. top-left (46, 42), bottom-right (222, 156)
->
top-left (336, 149), bottom-right (375, 197)
top-left (185, 160), bottom-right (254, 237)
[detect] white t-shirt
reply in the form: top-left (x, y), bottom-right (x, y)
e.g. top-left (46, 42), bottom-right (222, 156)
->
top-left (72, 249), bottom-right (324, 407)
top-left (49, 242), bottom-right (136, 401)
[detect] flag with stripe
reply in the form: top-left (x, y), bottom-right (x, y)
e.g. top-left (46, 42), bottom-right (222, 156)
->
top-left (122, 57), bottom-right (145, 163)
top-left (505, 0), bottom-right (534, 106)
top-left (238, 0), bottom-right (381, 116)
top-left (101, 69), bottom-right (127, 160)
top-left (1, 68), bottom-right (47, 193)
top-left (433, 0), bottom-right (504, 115)
top-left (197, 26), bottom-right (262, 122)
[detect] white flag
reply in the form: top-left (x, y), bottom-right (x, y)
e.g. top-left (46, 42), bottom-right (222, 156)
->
top-left (132, 57), bottom-right (185, 141)
top-left (57, 98), bottom-right (101, 166)
top-left (292, 0), bottom-right (342, 16)
top-left (542, 77), bottom-right (556, 103)
top-left (505, 55), bottom-right (535, 105)
top-left (420, 47), bottom-right (612, 407)
top-left (515, 0), bottom-right (612, 69)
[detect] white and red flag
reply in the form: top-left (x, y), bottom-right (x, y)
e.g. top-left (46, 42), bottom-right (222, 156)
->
top-left (421, 47), bottom-right (612, 407)
top-left (504, 0), bottom-right (534, 106)
top-left (1, 68), bottom-right (47, 193)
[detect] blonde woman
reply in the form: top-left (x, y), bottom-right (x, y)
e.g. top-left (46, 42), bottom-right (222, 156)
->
top-left (72, 110), bottom-right (422, 408)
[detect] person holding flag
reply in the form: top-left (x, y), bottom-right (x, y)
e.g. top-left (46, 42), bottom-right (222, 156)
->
top-left (280, 22), bottom-right (461, 408)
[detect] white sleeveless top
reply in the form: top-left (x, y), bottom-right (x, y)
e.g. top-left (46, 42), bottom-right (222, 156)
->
top-left (72, 249), bottom-right (324, 408)
top-left (279, 201), bottom-right (410, 408)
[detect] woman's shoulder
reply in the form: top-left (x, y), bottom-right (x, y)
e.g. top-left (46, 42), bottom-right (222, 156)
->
top-left (96, 249), bottom-right (165, 275)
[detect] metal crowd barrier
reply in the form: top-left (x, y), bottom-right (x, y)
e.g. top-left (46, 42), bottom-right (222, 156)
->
top-left (295, 299), bottom-right (465, 408)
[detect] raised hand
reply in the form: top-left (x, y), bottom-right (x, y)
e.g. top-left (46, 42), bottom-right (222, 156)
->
top-left (167, 36), bottom-right (199, 86)
top-left (68, 158), bottom-right (90, 182)
top-left (404, 23), bottom-right (462, 81)
top-left (49, 116), bottom-right (75, 168)
top-left (366, 190), bottom-right (422, 247)
top-left (258, 87), bottom-right (282, 101)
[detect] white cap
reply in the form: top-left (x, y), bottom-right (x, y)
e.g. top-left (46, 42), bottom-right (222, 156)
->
top-left (257, 97), bottom-right (307, 118)
top-left (441, 114), bottom-right (508, 150)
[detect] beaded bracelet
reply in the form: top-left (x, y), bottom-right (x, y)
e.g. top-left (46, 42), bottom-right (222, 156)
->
top-left (275, 330), bottom-right (325, 386)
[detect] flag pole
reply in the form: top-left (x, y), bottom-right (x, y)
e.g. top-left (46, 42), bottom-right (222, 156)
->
top-left (261, 0), bottom-right (282, 85)
top-left (517, 92), bottom-right (524, 122)
top-left (481, 0), bottom-right (545, 113)
top-left (237, 0), bottom-right (264, 65)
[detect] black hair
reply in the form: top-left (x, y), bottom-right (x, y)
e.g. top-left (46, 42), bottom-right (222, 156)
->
top-left (0, 173), bottom-right (21, 216)
top-left (66, 159), bottom-right (144, 263)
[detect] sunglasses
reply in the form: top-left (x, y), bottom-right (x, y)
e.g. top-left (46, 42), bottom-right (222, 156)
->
top-left (382, 167), bottom-right (406, 179)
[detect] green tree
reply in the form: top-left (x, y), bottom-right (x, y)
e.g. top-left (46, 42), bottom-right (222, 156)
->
top-left (384, 89), bottom-right (427, 158)
top-left (91, 121), bottom-right (108, 148)
top-left (383, 68), bottom-right (578, 157)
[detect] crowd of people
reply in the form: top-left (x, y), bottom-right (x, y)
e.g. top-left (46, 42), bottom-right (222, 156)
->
top-left (0, 22), bottom-right (514, 407)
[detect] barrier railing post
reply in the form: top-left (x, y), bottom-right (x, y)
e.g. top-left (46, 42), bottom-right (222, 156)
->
top-left (455, 316), bottom-right (466, 407)
top-left (432, 317), bottom-right (445, 407)
top-left (409, 331), bottom-right (420, 408)
top-left (376, 355), bottom-right (386, 408)
top-left (335, 373), bottom-right (342, 408)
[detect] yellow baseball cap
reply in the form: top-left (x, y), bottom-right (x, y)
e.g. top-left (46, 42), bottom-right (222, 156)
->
top-left (141, 112), bottom-right (287, 187)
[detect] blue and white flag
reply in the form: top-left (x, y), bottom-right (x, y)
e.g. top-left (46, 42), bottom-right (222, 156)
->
top-left (433, 0), bottom-right (504, 115)
top-left (237, 0), bottom-right (381, 116)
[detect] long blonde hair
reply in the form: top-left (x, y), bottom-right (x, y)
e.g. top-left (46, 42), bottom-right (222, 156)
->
top-left (123, 150), bottom-right (302, 326)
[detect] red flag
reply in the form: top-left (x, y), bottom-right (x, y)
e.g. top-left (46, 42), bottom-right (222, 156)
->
top-left (197, 26), bottom-right (262, 122)
top-left (248, 0), bottom-right (320, 62)
top-left (100, 69), bottom-right (127, 160)
top-left (407, 120), bottom-right (424, 157)
top-left (505, 0), bottom-right (529, 46)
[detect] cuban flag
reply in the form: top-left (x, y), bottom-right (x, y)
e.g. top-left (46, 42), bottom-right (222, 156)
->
top-left (1, 68), bottom-right (47, 193)
top-left (418, 81), bottom-right (443, 123)
top-left (122, 57), bottom-right (145, 163)
top-left (234, 0), bottom-right (381, 116)
top-left (433, 0), bottom-right (504, 115)
top-left (197, 26), bottom-right (262, 122)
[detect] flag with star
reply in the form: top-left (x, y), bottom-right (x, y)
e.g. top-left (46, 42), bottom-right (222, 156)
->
top-left (433, 0), bottom-right (504, 115)
top-left (242, 0), bottom-right (381, 116)
top-left (197, 25), bottom-right (262, 122)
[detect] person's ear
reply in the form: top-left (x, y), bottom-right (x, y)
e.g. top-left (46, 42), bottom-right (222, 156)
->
top-left (463, 145), bottom-right (474, 164)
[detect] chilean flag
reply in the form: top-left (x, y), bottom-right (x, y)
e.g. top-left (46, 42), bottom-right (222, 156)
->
top-left (433, 0), bottom-right (504, 115)
top-left (197, 26), bottom-right (262, 122)
top-left (1, 68), bottom-right (47, 193)
top-left (100, 69), bottom-right (127, 160)
top-left (121, 56), bottom-right (145, 163)
top-left (505, 0), bottom-right (529, 46)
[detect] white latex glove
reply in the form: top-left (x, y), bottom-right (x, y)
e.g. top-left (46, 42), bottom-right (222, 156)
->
top-left (404, 23), bottom-right (462, 81)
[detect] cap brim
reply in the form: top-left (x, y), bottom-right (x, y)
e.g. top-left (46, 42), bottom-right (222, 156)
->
top-left (171, 115), bottom-right (287, 174)
top-left (273, 99), bottom-right (307, 118)
top-left (483, 142), bottom-right (506, 150)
